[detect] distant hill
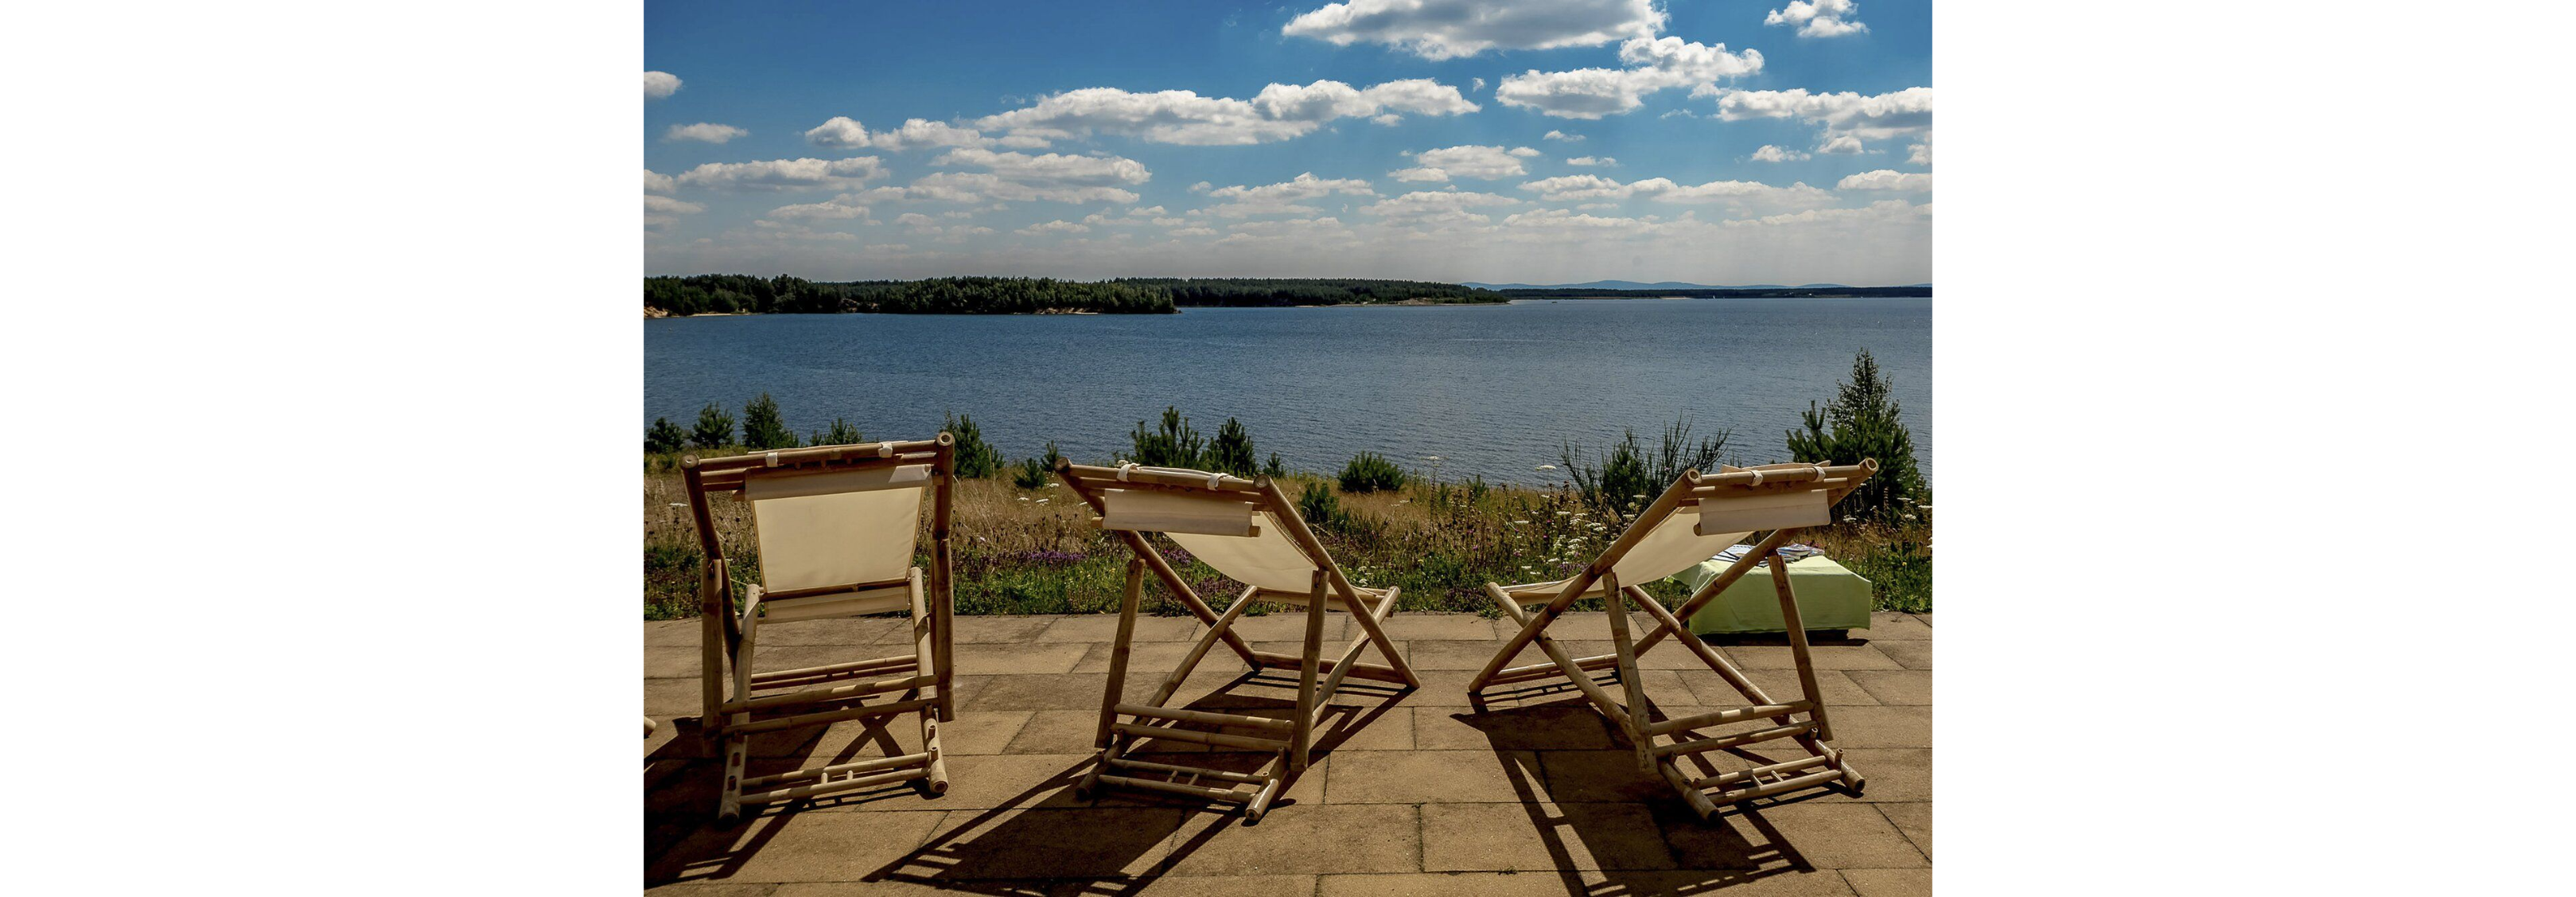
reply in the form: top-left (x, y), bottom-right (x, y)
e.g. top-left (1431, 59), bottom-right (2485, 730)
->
top-left (1496, 284), bottom-right (1931, 299)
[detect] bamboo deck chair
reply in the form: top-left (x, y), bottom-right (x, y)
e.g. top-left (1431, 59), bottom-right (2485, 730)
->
top-left (1466, 460), bottom-right (1880, 818)
top-left (679, 435), bottom-right (959, 822)
top-left (1053, 460), bottom-right (1419, 822)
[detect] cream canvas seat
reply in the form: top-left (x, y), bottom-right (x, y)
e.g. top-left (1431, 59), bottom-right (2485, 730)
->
top-left (1466, 460), bottom-right (1880, 817)
top-left (678, 435), bottom-right (959, 822)
top-left (1053, 459), bottom-right (1418, 823)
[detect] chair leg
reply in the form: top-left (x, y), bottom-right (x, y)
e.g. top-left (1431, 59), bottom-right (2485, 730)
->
top-left (719, 611), bottom-right (757, 822)
top-left (1293, 570), bottom-right (1327, 771)
top-left (1098, 560), bottom-right (1146, 748)
top-left (1602, 572), bottom-right (1656, 774)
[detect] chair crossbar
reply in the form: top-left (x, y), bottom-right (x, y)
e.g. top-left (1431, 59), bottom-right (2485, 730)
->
top-left (747, 653), bottom-right (919, 687)
top-left (1111, 722), bottom-right (1289, 752)
top-left (1114, 703), bottom-right (1296, 733)
top-left (1648, 702), bottom-right (1814, 736)
top-left (741, 751), bottom-right (936, 789)
top-left (737, 766), bottom-right (932, 805)
top-left (1651, 720), bottom-right (1819, 757)
top-left (721, 673), bottom-right (936, 715)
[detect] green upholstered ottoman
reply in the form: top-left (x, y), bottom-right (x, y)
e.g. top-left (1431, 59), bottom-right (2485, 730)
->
top-left (1667, 555), bottom-right (1875, 635)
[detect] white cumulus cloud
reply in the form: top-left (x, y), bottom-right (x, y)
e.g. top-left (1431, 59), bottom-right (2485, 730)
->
top-left (1836, 170), bottom-right (1931, 191)
top-left (644, 195), bottom-right (705, 216)
top-left (644, 71), bottom-right (681, 99)
top-left (975, 79), bottom-right (1475, 146)
top-left (1016, 220), bottom-right (1091, 236)
top-left (1907, 135), bottom-right (1933, 166)
top-left (1202, 172), bottom-right (1377, 217)
top-left (1496, 37), bottom-right (1762, 119)
top-left (1749, 145), bottom-right (1811, 162)
top-left (675, 157), bottom-right (889, 191)
top-left (804, 116), bottom-right (870, 149)
top-left (1819, 135), bottom-right (1866, 154)
top-left (1765, 0), bottom-right (1870, 38)
top-left (666, 123), bottom-right (748, 143)
top-left (1712, 87), bottom-right (1932, 141)
top-left (1543, 130), bottom-right (1585, 142)
top-left (644, 169), bottom-right (676, 193)
top-left (1364, 190), bottom-right (1519, 224)
top-left (1566, 156), bottom-right (1617, 167)
top-left (1391, 145), bottom-right (1543, 181)
top-left (1520, 174), bottom-right (1835, 209)
top-left (1282, 0), bottom-right (1665, 60)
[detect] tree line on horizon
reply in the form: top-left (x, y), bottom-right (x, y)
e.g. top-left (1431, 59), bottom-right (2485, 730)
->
top-left (644, 275), bottom-right (1506, 316)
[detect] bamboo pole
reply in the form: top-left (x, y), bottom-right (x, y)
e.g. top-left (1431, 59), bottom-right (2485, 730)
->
top-left (930, 434), bottom-right (957, 721)
top-left (1150, 586), bottom-right (1259, 707)
top-left (737, 767), bottom-right (932, 805)
top-left (1257, 476), bottom-right (1418, 688)
top-left (1054, 458), bottom-right (1259, 665)
top-left (1633, 528), bottom-right (1797, 653)
top-left (1703, 766), bottom-right (1851, 805)
top-left (1306, 587), bottom-right (1398, 715)
top-left (1111, 722), bottom-right (1289, 752)
top-left (1096, 774), bottom-right (1255, 805)
top-left (697, 559), bottom-right (727, 746)
top-left (740, 751), bottom-right (936, 789)
top-left (1601, 571), bottom-right (1655, 774)
top-left (685, 438), bottom-right (948, 473)
top-left (1647, 702), bottom-right (1815, 735)
top-left (718, 673), bottom-right (938, 713)
top-left (1115, 703), bottom-right (1297, 733)
top-left (1243, 753), bottom-right (1288, 822)
top-left (1107, 756), bottom-right (1270, 785)
top-left (909, 568), bottom-right (947, 793)
top-left (723, 697), bottom-right (941, 737)
top-left (1115, 528), bottom-right (1259, 666)
top-left (1657, 759), bottom-right (1721, 821)
top-left (1467, 469), bottom-right (1702, 692)
top-left (1769, 553), bottom-right (1835, 743)
top-left (1691, 753), bottom-right (1837, 790)
top-left (1621, 584), bottom-right (1788, 723)
top-left (1099, 559), bottom-right (1146, 748)
top-left (1293, 569), bottom-right (1326, 771)
top-left (1650, 720), bottom-right (1816, 757)
top-left (747, 653), bottom-right (918, 686)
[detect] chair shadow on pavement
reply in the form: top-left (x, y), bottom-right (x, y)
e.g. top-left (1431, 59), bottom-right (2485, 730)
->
top-left (1462, 673), bottom-right (1844, 897)
top-left (644, 667), bottom-right (1408, 893)
top-left (866, 668), bottom-right (1411, 895)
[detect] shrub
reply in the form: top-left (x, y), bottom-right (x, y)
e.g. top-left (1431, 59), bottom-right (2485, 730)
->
top-left (1208, 417), bottom-right (1259, 476)
top-left (741, 393), bottom-right (797, 450)
top-left (691, 403), bottom-right (735, 448)
top-left (645, 417), bottom-right (687, 454)
top-left (1010, 441), bottom-right (1064, 489)
top-left (1294, 482), bottom-right (1346, 531)
top-left (807, 417), bottom-right (862, 447)
top-left (944, 412), bottom-right (1003, 478)
top-left (1263, 452), bottom-right (1286, 478)
top-left (1338, 452), bottom-right (1407, 493)
top-left (1129, 407), bottom-right (1206, 469)
top-left (1786, 349), bottom-right (1926, 522)
top-left (1562, 416), bottom-right (1728, 521)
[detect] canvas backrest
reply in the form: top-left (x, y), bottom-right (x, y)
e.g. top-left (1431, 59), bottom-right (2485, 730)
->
top-left (1081, 465), bottom-right (1327, 594)
top-left (742, 463), bottom-right (932, 593)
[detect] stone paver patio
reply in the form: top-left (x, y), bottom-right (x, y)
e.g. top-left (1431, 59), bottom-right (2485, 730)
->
top-left (646, 611), bottom-right (1931, 895)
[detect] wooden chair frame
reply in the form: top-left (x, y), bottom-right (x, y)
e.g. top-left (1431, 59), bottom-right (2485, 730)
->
top-left (1053, 460), bottom-right (1419, 823)
top-left (679, 435), bottom-right (959, 822)
top-left (1466, 460), bottom-right (1880, 818)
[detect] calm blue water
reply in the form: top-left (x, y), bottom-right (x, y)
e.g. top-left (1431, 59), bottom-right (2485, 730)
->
top-left (645, 298), bottom-right (1930, 486)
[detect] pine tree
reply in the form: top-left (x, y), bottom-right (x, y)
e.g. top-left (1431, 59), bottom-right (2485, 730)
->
top-left (691, 403), bottom-right (735, 449)
top-left (741, 393), bottom-right (797, 450)
top-left (1787, 349), bottom-right (1927, 523)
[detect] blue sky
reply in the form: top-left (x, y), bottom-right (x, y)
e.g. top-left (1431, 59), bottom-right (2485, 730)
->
top-left (644, 1), bottom-right (1930, 285)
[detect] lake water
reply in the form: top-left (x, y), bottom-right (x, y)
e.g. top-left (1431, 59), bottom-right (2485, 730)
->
top-left (645, 298), bottom-right (1931, 486)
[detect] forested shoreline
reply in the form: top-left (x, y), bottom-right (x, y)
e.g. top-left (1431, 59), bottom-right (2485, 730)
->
top-left (1498, 286), bottom-right (1933, 298)
top-left (643, 275), bottom-right (1505, 317)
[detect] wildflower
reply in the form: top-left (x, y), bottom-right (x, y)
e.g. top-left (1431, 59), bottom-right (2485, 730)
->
top-left (1842, 515), bottom-right (1858, 522)
top-left (1512, 520), bottom-right (1529, 525)
top-left (1902, 513), bottom-right (1918, 521)
top-left (1035, 498), bottom-right (1050, 504)
top-left (1018, 496), bottom-right (1030, 501)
